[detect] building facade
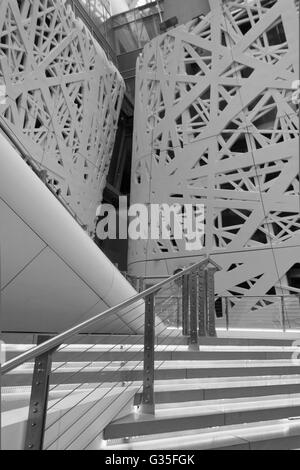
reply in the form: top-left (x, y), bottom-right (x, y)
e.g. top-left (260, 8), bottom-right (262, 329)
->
top-left (0, 0), bottom-right (125, 234)
top-left (128, 0), bottom-right (300, 311)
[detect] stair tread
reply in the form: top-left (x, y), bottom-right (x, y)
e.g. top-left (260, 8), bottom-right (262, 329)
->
top-left (155, 393), bottom-right (300, 409)
top-left (110, 393), bottom-right (300, 425)
top-left (8, 358), bottom-right (300, 374)
top-left (3, 331), bottom-right (300, 451)
top-left (151, 377), bottom-right (300, 392)
top-left (5, 343), bottom-right (300, 352)
top-left (3, 375), bottom-right (300, 395)
top-left (105, 418), bottom-right (300, 450)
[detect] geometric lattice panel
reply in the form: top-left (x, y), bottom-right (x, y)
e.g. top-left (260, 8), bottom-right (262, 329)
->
top-left (129, 0), bottom-right (299, 301)
top-left (0, 0), bottom-right (125, 233)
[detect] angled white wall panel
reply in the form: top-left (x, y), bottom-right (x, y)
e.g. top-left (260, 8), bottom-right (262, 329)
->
top-left (0, 132), bottom-right (144, 334)
top-left (129, 0), bottom-right (300, 314)
top-left (0, 199), bottom-right (46, 289)
top-left (0, 0), bottom-right (125, 233)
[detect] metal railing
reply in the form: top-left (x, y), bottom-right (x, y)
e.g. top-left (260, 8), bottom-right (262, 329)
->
top-left (215, 295), bottom-right (300, 332)
top-left (144, 293), bottom-right (300, 332)
top-left (1, 257), bottom-right (220, 450)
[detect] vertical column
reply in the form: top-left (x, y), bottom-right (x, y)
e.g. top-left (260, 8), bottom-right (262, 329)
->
top-left (206, 267), bottom-right (217, 337)
top-left (182, 274), bottom-right (190, 336)
top-left (24, 336), bottom-right (54, 450)
top-left (189, 270), bottom-right (199, 348)
top-left (141, 293), bottom-right (155, 415)
top-left (198, 267), bottom-right (206, 336)
top-left (139, 277), bottom-right (146, 293)
top-left (177, 296), bottom-right (181, 329)
top-left (225, 296), bottom-right (230, 331)
top-left (280, 296), bottom-right (286, 333)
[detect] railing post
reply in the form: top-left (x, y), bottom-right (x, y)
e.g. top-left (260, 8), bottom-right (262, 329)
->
top-left (189, 269), bottom-right (199, 349)
top-left (139, 277), bottom-right (145, 293)
top-left (24, 336), bottom-right (55, 450)
top-left (198, 266), bottom-right (206, 337)
top-left (206, 266), bottom-right (217, 337)
top-left (280, 296), bottom-right (286, 332)
top-left (182, 274), bottom-right (189, 336)
top-left (177, 296), bottom-right (181, 329)
top-left (225, 297), bottom-right (230, 331)
top-left (141, 293), bottom-right (155, 415)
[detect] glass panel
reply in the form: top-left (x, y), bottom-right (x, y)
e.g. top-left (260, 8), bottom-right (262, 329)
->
top-left (215, 297), bottom-right (227, 330)
top-left (112, 1), bottom-right (163, 53)
top-left (67, 0), bottom-right (116, 60)
top-left (284, 295), bottom-right (300, 330)
top-left (79, 0), bottom-right (111, 23)
top-left (114, 24), bottom-right (142, 54)
top-left (226, 296), bottom-right (283, 330)
top-left (155, 278), bottom-right (183, 330)
top-left (111, 1), bottom-right (164, 27)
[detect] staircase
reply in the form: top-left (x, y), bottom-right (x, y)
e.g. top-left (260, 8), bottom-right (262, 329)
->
top-left (2, 333), bottom-right (300, 450)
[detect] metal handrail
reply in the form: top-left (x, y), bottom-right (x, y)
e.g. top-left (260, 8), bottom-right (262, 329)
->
top-left (277, 286), bottom-right (300, 295)
top-left (220, 294), bottom-right (300, 298)
top-left (1, 257), bottom-right (220, 374)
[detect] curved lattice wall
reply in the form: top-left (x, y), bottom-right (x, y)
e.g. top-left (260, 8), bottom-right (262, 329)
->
top-left (0, 0), bottom-right (125, 232)
top-left (129, 0), bottom-right (300, 301)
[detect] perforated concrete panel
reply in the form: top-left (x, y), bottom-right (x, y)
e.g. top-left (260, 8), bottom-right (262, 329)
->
top-left (129, 0), bottom-right (300, 308)
top-left (0, 0), bottom-right (125, 233)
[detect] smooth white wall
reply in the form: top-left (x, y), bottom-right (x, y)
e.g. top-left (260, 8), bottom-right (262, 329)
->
top-left (0, 132), bottom-right (145, 334)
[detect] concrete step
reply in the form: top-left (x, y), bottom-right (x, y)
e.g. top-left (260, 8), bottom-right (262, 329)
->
top-left (105, 418), bottom-right (300, 450)
top-left (5, 343), bottom-right (300, 363)
top-left (3, 359), bottom-right (300, 387)
top-left (3, 376), bottom-right (300, 410)
top-left (104, 393), bottom-right (300, 440)
top-left (2, 333), bottom-right (298, 348)
top-left (134, 376), bottom-right (300, 404)
top-left (2, 332), bottom-right (300, 450)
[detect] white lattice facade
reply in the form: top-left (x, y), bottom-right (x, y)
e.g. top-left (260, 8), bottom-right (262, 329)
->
top-left (129, 0), bottom-right (300, 300)
top-left (0, 0), bottom-right (125, 232)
